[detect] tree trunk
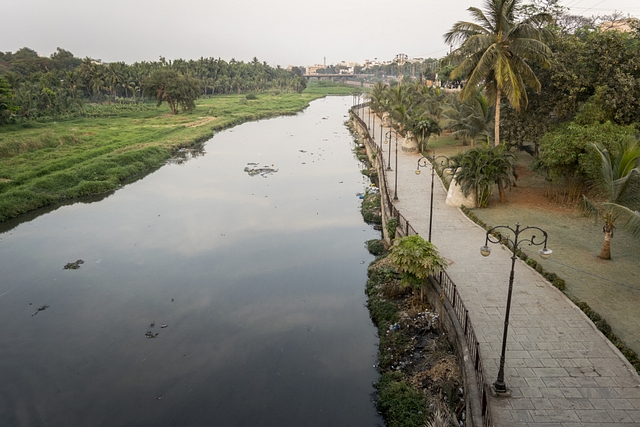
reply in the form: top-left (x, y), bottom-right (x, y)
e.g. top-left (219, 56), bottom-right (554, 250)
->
top-left (599, 228), bottom-right (612, 259)
top-left (494, 86), bottom-right (501, 148)
top-left (470, 136), bottom-right (475, 148)
top-left (497, 180), bottom-right (507, 203)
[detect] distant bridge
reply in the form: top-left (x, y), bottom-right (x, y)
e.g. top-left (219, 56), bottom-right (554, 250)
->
top-left (302, 74), bottom-right (367, 80)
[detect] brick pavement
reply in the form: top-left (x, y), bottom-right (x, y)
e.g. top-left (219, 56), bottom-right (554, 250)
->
top-left (362, 108), bottom-right (640, 427)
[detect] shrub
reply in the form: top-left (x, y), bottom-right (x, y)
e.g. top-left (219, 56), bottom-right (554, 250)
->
top-left (245, 93), bottom-right (258, 100)
top-left (386, 217), bottom-right (399, 239)
top-left (552, 278), bottom-right (566, 291)
top-left (375, 372), bottom-right (430, 427)
top-left (367, 239), bottom-right (386, 256)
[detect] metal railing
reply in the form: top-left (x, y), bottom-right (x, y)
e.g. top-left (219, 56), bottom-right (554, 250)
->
top-left (350, 103), bottom-right (493, 427)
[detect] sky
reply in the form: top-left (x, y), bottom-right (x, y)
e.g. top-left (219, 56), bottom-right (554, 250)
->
top-left (3, 0), bottom-right (640, 67)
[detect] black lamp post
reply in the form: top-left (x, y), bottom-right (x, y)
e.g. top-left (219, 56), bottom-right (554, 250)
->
top-left (415, 153), bottom-right (450, 242)
top-left (384, 129), bottom-right (400, 200)
top-left (415, 156), bottom-right (435, 242)
top-left (480, 224), bottom-right (552, 394)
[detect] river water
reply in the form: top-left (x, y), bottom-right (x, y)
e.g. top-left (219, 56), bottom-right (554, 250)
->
top-left (0, 97), bottom-right (383, 426)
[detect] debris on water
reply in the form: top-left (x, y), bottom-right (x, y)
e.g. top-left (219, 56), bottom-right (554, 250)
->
top-left (32, 305), bottom-right (50, 316)
top-left (299, 150), bottom-right (306, 153)
top-left (160, 324), bottom-right (168, 329)
top-left (157, 395), bottom-right (164, 400)
top-left (64, 259), bottom-right (84, 270)
top-left (149, 321), bottom-right (155, 328)
top-left (145, 331), bottom-right (159, 339)
top-left (171, 298), bottom-right (174, 302)
top-left (244, 164), bottom-right (278, 177)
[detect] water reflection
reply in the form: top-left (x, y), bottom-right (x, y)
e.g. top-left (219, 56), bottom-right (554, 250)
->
top-left (0, 97), bottom-right (382, 426)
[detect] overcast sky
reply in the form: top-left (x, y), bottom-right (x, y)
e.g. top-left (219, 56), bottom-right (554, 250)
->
top-left (3, 0), bottom-right (639, 67)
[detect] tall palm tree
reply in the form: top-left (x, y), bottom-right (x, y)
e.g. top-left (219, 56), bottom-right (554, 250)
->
top-left (581, 141), bottom-right (640, 259)
top-left (444, 0), bottom-right (552, 146)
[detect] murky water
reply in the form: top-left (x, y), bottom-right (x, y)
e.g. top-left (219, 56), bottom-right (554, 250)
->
top-left (0, 97), bottom-right (382, 427)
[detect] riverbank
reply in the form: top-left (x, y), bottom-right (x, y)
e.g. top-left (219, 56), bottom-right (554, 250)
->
top-left (0, 83), bottom-right (354, 222)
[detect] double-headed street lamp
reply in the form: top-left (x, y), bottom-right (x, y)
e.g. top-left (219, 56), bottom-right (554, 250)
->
top-left (415, 154), bottom-right (450, 242)
top-left (384, 129), bottom-right (400, 200)
top-left (480, 223), bottom-right (552, 394)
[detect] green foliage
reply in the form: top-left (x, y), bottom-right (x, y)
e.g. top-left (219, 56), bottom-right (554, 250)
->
top-left (538, 122), bottom-right (637, 182)
top-left (143, 69), bottom-right (200, 114)
top-left (366, 239), bottom-right (387, 256)
top-left (375, 372), bottom-right (430, 427)
top-left (245, 93), bottom-right (258, 100)
top-left (386, 217), bottom-right (399, 239)
top-left (444, 0), bottom-right (553, 146)
top-left (389, 235), bottom-right (447, 291)
top-left (361, 190), bottom-right (382, 224)
top-left (451, 145), bottom-right (517, 207)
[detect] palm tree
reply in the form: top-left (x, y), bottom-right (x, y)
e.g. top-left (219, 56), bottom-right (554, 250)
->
top-left (444, 0), bottom-right (552, 147)
top-left (450, 145), bottom-right (516, 207)
top-left (581, 141), bottom-right (640, 259)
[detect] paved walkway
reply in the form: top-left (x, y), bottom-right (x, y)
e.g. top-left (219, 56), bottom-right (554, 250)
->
top-left (360, 108), bottom-right (640, 427)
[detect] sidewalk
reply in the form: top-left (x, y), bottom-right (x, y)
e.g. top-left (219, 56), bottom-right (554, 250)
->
top-left (362, 107), bottom-right (640, 426)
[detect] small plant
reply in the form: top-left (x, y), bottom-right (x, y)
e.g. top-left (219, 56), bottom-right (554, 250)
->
top-left (389, 235), bottom-right (448, 293)
top-left (245, 93), bottom-right (258, 100)
top-left (386, 217), bottom-right (399, 239)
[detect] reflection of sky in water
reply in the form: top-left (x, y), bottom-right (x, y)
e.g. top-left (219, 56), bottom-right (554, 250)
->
top-left (0, 97), bottom-right (382, 426)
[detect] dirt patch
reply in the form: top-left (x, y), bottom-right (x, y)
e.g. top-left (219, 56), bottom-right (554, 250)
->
top-left (184, 117), bottom-right (217, 128)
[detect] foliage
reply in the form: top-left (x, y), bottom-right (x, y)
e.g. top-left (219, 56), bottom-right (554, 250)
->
top-left (444, 0), bottom-right (553, 146)
top-left (386, 217), bottom-right (399, 239)
top-left (143, 69), bottom-right (200, 114)
top-left (0, 76), bottom-right (17, 124)
top-left (375, 372), bottom-right (430, 427)
top-left (580, 141), bottom-right (640, 259)
top-left (366, 239), bottom-right (387, 256)
top-left (537, 121), bottom-right (637, 183)
top-left (361, 190), bottom-right (382, 224)
top-left (450, 145), bottom-right (517, 207)
top-left (388, 235), bottom-right (448, 291)
top-left (0, 47), bottom-right (309, 123)
top-left (441, 89), bottom-right (494, 147)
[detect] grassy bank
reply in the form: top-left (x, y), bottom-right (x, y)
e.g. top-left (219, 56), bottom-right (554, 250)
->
top-left (0, 83), bottom-right (356, 222)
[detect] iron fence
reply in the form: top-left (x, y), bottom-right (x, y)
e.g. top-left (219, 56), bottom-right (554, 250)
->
top-left (350, 104), bottom-right (493, 427)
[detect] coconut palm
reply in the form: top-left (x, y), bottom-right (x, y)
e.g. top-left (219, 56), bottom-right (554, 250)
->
top-left (444, 0), bottom-right (552, 147)
top-left (581, 141), bottom-right (640, 259)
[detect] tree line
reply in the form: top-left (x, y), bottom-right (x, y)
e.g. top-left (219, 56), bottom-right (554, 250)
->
top-left (0, 48), bottom-right (308, 123)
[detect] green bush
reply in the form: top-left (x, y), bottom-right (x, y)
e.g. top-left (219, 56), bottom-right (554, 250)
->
top-left (386, 217), bottom-right (399, 239)
top-left (375, 372), bottom-right (430, 427)
top-left (552, 278), bottom-right (566, 291)
top-left (245, 93), bottom-right (258, 100)
top-left (366, 239), bottom-right (386, 256)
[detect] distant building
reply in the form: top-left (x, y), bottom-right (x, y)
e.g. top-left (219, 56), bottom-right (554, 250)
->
top-left (306, 65), bottom-right (324, 74)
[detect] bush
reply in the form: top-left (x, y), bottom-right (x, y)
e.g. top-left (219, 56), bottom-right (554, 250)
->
top-left (552, 278), bottom-right (566, 291)
top-left (366, 239), bottom-right (386, 256)
top-left (375, 372), bottom-right (430, 427)
top-left (386, 217), bottom-right (399, 239)
top-left (245, 93), bottom-right (258, 100)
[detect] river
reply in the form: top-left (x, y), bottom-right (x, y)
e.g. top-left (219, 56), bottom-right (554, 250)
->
top-left (0, 96), bottom-right (383, 426)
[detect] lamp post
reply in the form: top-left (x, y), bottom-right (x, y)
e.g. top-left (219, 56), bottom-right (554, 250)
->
top-left (480, 224), bottom-right (552, 394)
top-left (384, 129), bottom-right (400, 200)
top-left (415, 156), bottom-right (435, 242)
top-left (415, 153), bottom-right (450, 242)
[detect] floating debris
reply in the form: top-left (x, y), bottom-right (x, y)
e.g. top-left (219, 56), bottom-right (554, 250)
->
top-left (64, 259), bottom-right (84, 270)
top-left (32, 305), bottom-right (49, 316)
top-left (156, 395), bottom-right (164, 400)
top-left (160, 324), bottom-right (168, 329)
top-left (149, 321), bottom-right (155, 328)
top-left (244, 164), bottom-right (278, 177)
top-left (145, 331), bottom-right (159, 339)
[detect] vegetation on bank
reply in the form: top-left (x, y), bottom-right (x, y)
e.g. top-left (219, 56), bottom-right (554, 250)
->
top-left (366, 255), bottom-right (464, 427)
top-left (0, 82), bottom-right (355, 222)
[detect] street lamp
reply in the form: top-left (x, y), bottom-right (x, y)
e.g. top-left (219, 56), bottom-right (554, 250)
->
top-left (384, 129), bottom-right (400, 200)
top-left (415, 156), bottom-right (435, 242)
top-left (415, 153), bottom-right (450, 242)
top-left (480, 223), bottom-right (552, 394)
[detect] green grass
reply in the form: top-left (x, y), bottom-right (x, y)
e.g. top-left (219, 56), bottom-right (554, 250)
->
top-left (0, 92), bottom-right (329, 222)
top-left (303, 80), bottom-right (362, 95)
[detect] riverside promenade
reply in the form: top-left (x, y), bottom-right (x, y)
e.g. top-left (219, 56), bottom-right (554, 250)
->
top-left (357, 106), bottom-right (640, 426)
